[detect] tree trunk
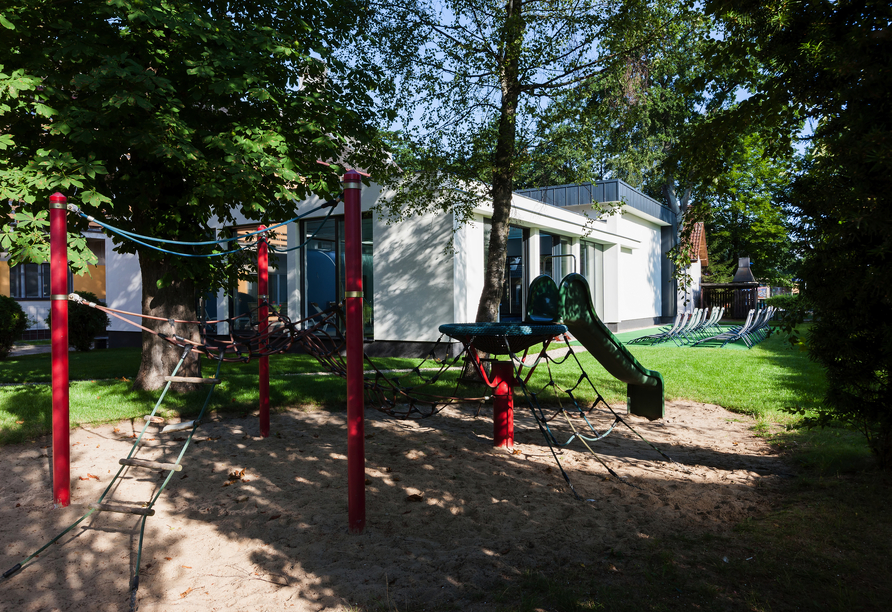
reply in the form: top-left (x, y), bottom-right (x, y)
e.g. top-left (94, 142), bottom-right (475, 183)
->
top-left (132, 250), bottom-right (203, 392)
top-left (475, 0), bottom-right (523, 323)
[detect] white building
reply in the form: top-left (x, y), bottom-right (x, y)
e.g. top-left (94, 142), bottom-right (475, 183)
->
top-left (3, 180), bottom-right (680, 355)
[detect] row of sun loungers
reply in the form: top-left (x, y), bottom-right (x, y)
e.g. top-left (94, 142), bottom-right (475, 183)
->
top-left (628, 306), bottom-right (726, 346)
top-left (628, 306), bottom-right (778, 348)
top-left (690, 306), bottom-right (777, 348)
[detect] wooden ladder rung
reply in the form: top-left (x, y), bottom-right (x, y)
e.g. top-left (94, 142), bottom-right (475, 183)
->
top-left (161, 420), bottom-right (198, 434)
top-left (119, 458), bottom-right (183, 472)
top-left (89, 502), bottom-right (155, 516)
top-left (164, 376), bottom-right (221, 384)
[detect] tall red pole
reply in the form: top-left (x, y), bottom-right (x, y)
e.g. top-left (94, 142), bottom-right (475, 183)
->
top-left (50, 192), bottom-right (70, 507)
top-left (343, 170), bottom-right (365, 533)
top-left (258, 226), bottom-right (270, 438)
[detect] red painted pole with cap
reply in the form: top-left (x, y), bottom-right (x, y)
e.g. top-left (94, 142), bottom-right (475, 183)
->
top-left (343, 171), bottom-right (365, 533)
top-left (258, 225), bottom-right (270, 438)
top-left (50, 192), bottom-right (70, 507)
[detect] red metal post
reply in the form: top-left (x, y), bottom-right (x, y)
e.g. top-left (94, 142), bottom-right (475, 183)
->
top-left (50, 192), bottom-right (70, 507)
top-left (491, 361), bottom-right (515, 449)
top-left (258, 226), bottom-right (270, 438)
top-left (343, 170), bottom-right (365, 533)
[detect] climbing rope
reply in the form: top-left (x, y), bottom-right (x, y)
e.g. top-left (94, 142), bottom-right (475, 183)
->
top-left (297, 308), bottom-right (684, 498)
top-left (67, 198), bottom-right (340, 258)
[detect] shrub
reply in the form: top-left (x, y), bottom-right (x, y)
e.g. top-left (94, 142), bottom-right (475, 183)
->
top-left (765, 293), bottom-right (802, 311)
top-left (44, 291), bottom-right (111, 351)
top-left (0, 295), bottom-right (29, 360)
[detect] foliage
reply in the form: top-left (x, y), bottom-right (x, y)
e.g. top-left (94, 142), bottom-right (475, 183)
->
top-left (363, 0), bottom-right (670, 321)
top-left (0, 207), bottom-right (97, 273)
top-left (520, 2), bottom-right (726, 203)
top-left (691, 0), bottom-right (892, 466)
top-left (764, 293), bottom-right (801, 312)
top-left (700, 133), bottom-right (798, 286)
top-left (0, 0), bottom-right (394, 388)
top-left (44, 292), bottom-right (111, 352)
top-left (517, 4), bottom-right (800, 299)
top-left (0, 294), bottom-right (27, 360)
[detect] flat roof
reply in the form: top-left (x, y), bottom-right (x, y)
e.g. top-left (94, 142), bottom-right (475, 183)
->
top-left (515, 180), bottom-right (674, 225)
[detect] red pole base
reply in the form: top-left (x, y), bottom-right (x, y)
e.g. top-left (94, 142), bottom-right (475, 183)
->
top-left (491, 361), bottom-right (515, 449)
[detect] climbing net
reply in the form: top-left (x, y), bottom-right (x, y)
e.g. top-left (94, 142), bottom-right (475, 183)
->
top-left (70, 198), bottom-right (678, 497)
top-left (298, 313), bottom-right (682, 499)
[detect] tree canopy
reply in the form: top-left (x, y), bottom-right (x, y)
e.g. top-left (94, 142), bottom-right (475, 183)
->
top-left (365, 0), bottom-right (672, 321)
top-left (1, 0), bottom-right (393, 388)
top-left (687, 0), bottom-right (892, 465)
top-left (699, 133), bottom-right (798, 286)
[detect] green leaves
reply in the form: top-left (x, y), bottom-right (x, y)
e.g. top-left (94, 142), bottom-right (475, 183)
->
top-left (0, 0), bottom-right (393, 303)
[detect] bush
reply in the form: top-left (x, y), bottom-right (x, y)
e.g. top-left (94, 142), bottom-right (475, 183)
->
top-left (44, 291), bottom-right (111, 351)
top-left (765, 293), bottom-right (803, 311)
top-left (0, 295), bottom-right (29, 360)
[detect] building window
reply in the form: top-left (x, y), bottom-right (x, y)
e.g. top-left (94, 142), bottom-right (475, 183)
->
top-left (580, 241), bottom-right (605, 317)
top-left (483, 221), bottom-right (527, 320)
top-left (9, 263), bottom-right (72, 299)
top-left (540, 232), bottom-right (573, 280)
top-left (301, 212), bottom-right (374, 338)
top-left (228, 224), bottom-right (290, 331)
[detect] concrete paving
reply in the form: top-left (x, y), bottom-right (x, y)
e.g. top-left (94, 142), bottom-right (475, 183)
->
top-left (9, 344), bottom-right (55, 357)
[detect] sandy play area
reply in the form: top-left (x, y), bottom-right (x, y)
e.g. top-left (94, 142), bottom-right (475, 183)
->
top-left (0, 399), bottom-right (791, 611)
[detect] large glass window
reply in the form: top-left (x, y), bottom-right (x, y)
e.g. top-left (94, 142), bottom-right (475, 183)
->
top-left (540, 233), bottom-right (574, 280)
top-left (302, 212), bottom-right (374, 337)
top-left (483, 222), bottom-right (527, 320)
top-left (229, 225), bottom-right (289, 331)
top-left (9, 263), bottom-right (72, 298)
top-left (580, 241), bottom-right (604, 317)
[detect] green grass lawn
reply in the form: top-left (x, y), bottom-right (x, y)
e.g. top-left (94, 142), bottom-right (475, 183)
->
top-left (0, 326), bottom-right (840, 451)
top-left (0, 348), bottom-right (422, 444)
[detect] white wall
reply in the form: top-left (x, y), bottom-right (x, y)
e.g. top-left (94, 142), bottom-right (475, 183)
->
top-left (374, 210), bottom-right (455, 342)
top-left (105, 243), bottom-right (142, 333)
top-left (453, 215), bottom-right (485, 324)
top-left (616, 213), bottom-right (663, 321)
top-left (677, 260), bottom-right (702, 313)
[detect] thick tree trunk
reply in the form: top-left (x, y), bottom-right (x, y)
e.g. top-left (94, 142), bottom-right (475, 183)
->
top-left (132, 250), bottom-right (202, 392)
top-left (475, 0), bottom-right (523, 323)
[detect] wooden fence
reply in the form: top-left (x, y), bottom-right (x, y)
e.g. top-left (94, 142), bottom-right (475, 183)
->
top-left (701, 285), bottom-right (758, 319)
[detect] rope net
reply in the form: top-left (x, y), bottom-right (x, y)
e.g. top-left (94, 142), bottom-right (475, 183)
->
top-left (75, 289), bottom-right (680, 498)
top-left (67, 204), bottom-right (679, 497)
top-left (295, 308), bottom-right (683, 498)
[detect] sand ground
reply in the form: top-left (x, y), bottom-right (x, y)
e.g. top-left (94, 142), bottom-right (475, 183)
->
top-left (0, 399), bottom-right (791, 611)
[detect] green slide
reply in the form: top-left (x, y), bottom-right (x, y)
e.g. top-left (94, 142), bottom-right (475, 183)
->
top-left (527, 273), bottom-right (664, 420)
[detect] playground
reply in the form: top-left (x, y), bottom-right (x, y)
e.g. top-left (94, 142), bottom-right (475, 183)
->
top-left (1, 188), bottom-right (889, 611)
top-left (1, 397), bottom-right (785, 611)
